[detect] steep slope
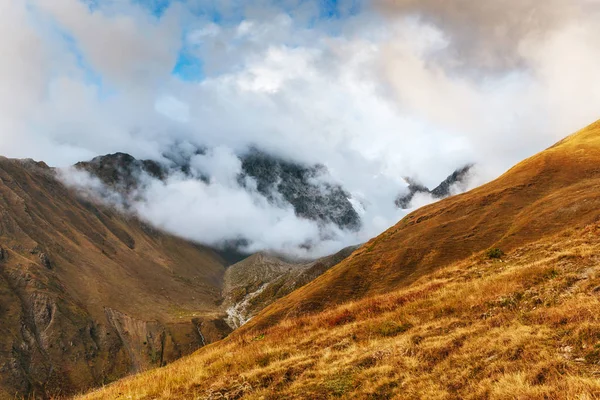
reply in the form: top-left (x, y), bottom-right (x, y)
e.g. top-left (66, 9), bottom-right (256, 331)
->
top-left (0, 158), bottom-right (232, 399)
top-left (246, 120), bottom-right (600, 330)
top-left (223, 246), bottom-right (358, 328)
top-left (80, 216), bottom-right (600, 399)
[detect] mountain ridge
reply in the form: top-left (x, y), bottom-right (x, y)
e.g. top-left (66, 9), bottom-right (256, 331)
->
top-left (0, 156), bottom-right (235, 398)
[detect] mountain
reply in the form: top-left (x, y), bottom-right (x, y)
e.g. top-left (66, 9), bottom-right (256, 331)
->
top-left (80, 214), bottom-right (600, 399)
top-left (75, 152), bottom-right (166, 192)
top-left (76, 149), bottom-right (361, 233)
top-left (78, 119), bottom-right (600, 400)
top-left (0, 157), bottom-right (235, 399)
top-left (239, 149), bottom-right (360, 231)
top-left (395, 164), bottom-right (473, 209)
top-left (0, 157), bottom-right (355, 399)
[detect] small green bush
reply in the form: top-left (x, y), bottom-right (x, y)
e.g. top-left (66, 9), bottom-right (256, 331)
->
top-left (486, 248), bottom-right (504, 259)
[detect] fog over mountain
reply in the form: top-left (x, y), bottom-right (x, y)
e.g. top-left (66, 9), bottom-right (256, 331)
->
top-left (2, 0), bottom-right (600, 255)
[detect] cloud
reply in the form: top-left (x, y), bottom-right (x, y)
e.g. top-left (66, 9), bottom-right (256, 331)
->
top-left (2, 0), bottom-right (600, 255)
top-left (375, 0), bottom-right (583, 71)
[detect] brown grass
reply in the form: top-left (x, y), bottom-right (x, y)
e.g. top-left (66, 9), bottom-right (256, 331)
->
top-left (79, 221), bottom-right (600, 399)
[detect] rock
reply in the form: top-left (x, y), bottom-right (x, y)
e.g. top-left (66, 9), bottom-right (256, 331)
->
top-left (74, 152), bottom-right (166, 192)
top-left (79, 150), bottom-right (363, 233)
top-left (0, 246), bottom-right (5, 261)
top-left (39, 253), bottom-right (52, 269)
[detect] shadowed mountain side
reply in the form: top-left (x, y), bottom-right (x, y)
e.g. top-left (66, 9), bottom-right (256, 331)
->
top-left (0, 158), bottom-right (232, 398)
top-left (244, 119), bottom-right (600, 332)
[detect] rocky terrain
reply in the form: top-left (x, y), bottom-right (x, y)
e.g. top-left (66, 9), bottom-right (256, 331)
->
top-left (77, 149), bottom-right (361, 233)
top-left (239, 149), bottom-right (361, 231)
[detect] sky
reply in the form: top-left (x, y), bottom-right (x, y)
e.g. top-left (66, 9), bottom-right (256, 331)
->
top-left (2, 0), bottom-right (600, 256)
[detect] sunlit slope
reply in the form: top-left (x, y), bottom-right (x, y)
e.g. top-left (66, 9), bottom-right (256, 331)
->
top-left (80, 219), bottom-right (600, 399)
top-left (245, 120), bottom-right (600, 330)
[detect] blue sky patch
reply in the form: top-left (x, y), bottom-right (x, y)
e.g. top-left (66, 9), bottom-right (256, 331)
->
top-left (172, 50), bottom-right (205, 82)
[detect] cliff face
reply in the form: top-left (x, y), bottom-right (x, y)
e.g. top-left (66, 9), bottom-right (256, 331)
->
top-left (238, 149), bottom-right (361, 231)
top-left (0, 158), bottom-right (231, 399)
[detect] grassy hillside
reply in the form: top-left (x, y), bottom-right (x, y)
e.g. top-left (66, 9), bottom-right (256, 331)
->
top-left (244, 120), bottom-right (600, 331)
top-left (80, 220), bottom-right (600, 399)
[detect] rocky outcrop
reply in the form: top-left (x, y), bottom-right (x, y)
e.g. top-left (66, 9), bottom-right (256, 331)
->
top-left (395, 164), bottom-right (473, 209)
top-left (75, 152), bottom-right (165, 192)
top-left (239, 149), bottom-right (361, 231)
top-left (104, 308), bottom-right (170, 372)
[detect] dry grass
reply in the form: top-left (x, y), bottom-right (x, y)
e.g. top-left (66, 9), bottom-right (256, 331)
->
top-left (79, 222), bottom-right (600, 399)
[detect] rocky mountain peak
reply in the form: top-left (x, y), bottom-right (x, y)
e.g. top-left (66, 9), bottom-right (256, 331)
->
top-left (75, 152), bottom-right (166, 190)
top-left (395, 164), bottom-right (474, 209)
top-left (75, 148), bottom-right (362, 234)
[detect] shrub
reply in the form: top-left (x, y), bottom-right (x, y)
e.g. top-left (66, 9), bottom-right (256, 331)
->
top-left (486, 248), bottom-right (504, 259)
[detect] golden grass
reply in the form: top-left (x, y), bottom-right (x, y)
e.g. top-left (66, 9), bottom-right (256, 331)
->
top-left (79, 222), bottom-right (600, 399)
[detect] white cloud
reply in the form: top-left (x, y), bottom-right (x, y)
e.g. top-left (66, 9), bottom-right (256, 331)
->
top-left (155, 96), bottom-right (191, 123)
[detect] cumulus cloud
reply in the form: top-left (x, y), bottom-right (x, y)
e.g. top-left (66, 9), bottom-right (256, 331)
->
top-left (2, 0), bottom-right (600, 256)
